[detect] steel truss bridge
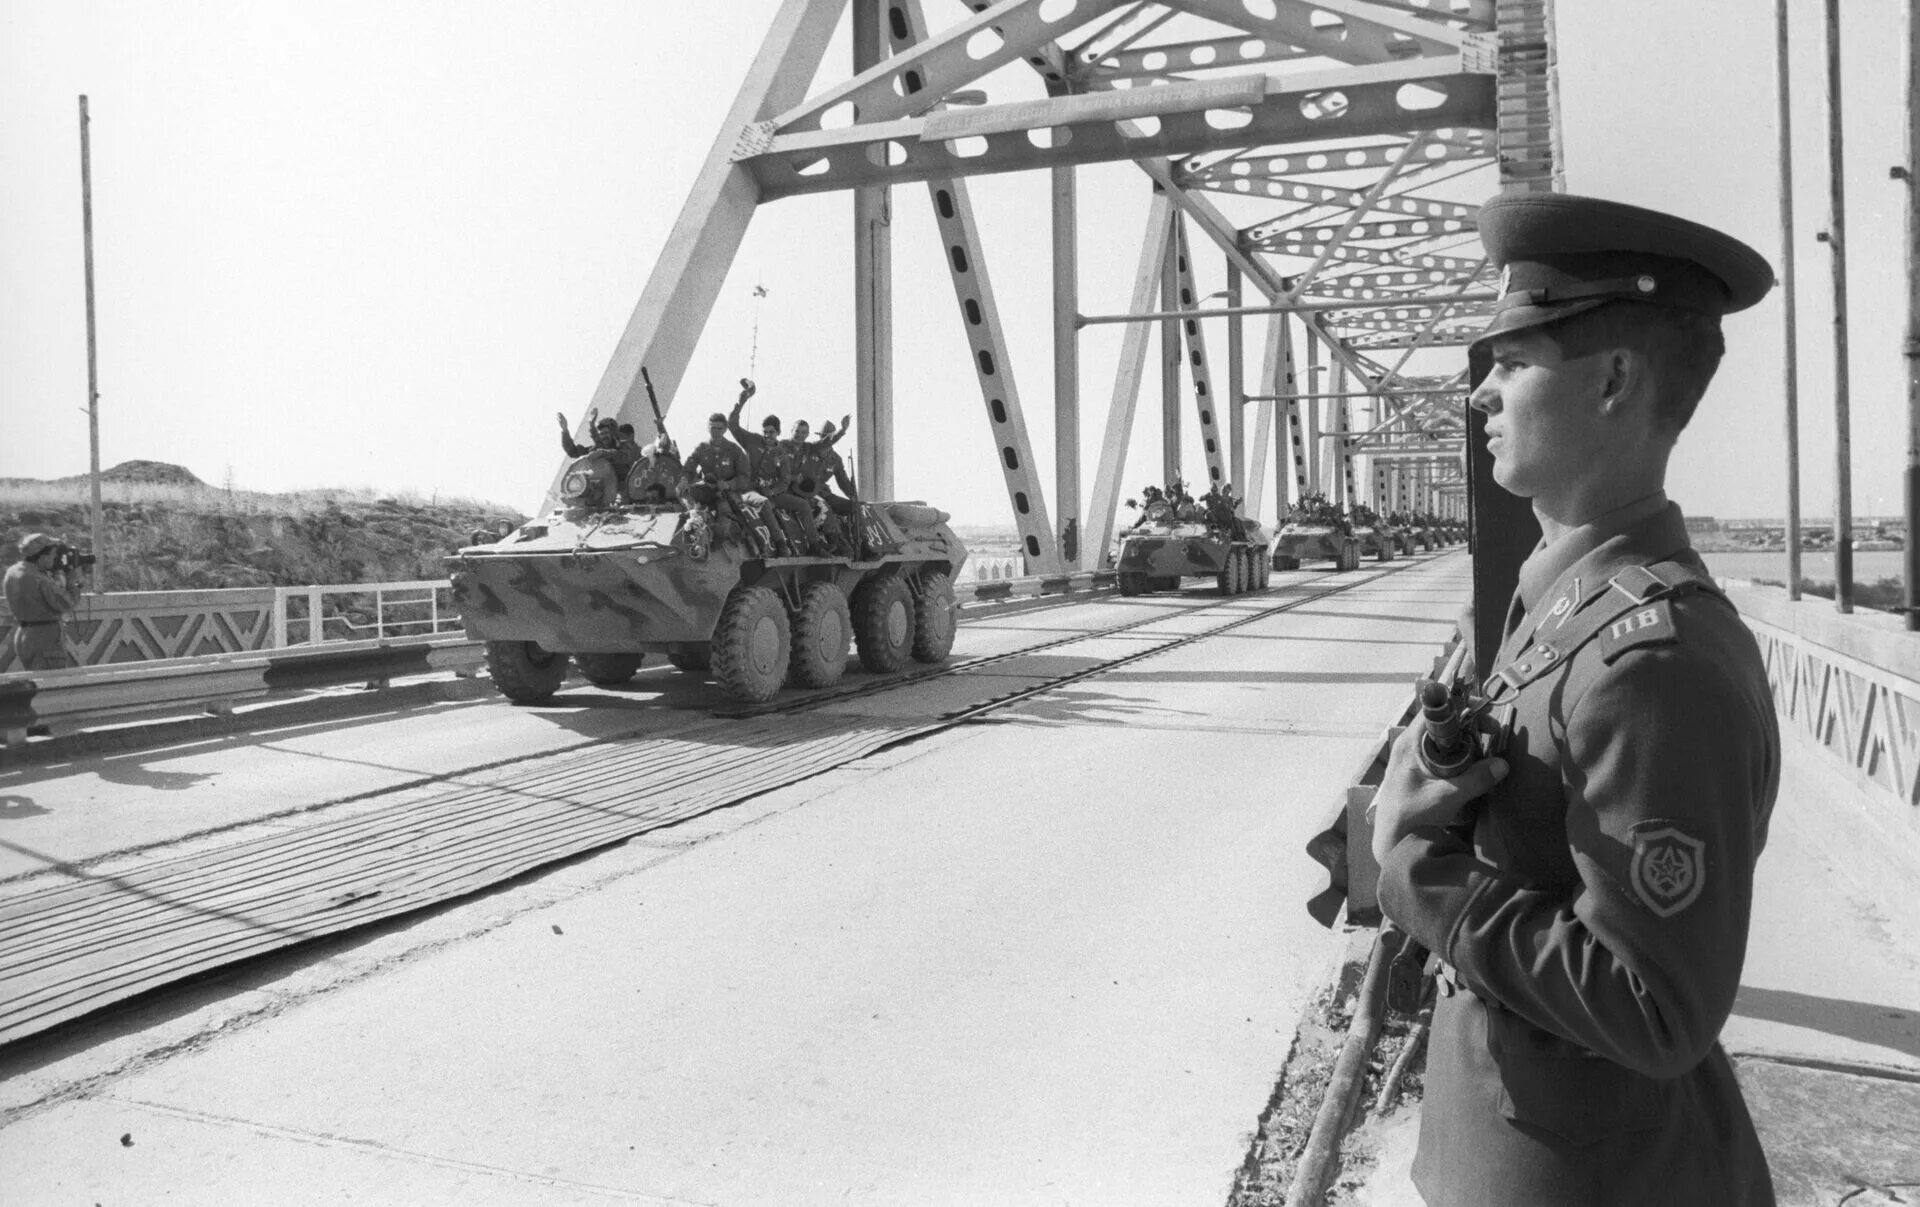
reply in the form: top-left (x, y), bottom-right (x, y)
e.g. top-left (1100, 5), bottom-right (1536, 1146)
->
top-left (560, 0), bottom-right (1562, 573)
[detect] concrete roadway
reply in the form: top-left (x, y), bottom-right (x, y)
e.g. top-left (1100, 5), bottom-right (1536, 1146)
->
top-left (0, 553), bottom-right (1470, 1206)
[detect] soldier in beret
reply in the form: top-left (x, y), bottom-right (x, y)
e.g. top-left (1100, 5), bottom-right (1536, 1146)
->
top-left (1370, 193), bottom-right (1780, 1206)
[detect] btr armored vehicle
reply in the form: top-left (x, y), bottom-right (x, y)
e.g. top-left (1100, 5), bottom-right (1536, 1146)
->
top-left (1114, 486), bottom-right (1270, 596)
top-left (1349, 505), bottom-right (1398, 563)
top-left (1272, 495), bottom-right (1364, 572)
top-left (449, 451), bottom-right (968, 705)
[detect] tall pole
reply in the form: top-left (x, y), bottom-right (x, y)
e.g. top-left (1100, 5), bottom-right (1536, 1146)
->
top-left (1823, 0), bottom-right (1854, 613)
top-left (1904, 0), bottom-right (1920, 629)
top-left (1052, 164), bottom-right (1080, 568)
top-left (1776, 0), bottom-right (1804, 602)
top-left (79, 95), bottom-right (103, 594)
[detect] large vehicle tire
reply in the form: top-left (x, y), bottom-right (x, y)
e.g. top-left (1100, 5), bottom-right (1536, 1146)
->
top-left (1118, 571), bottom-right (1149, 596)
top-left (1216, 559), bottom-right (1234, 595)
top-left (486, 640), bottom-right (569, 704)
top-left (668, 647), bottom-right (710, 673)
top-left (912, 571), bottom-right (958, 663)
top-left (853, 575), bottom-right (915, 673)
top-left (1255, 550), bottom-right (1271, 589)
top-left (1152, 576), bottom-right (1182, 592)
top-left (574, 652), bottom-right (645, 686)
top-left (1377, 542), bottom-right (1393, 563)
top-left (1227, 549), bottom-right (1247, 594)
top-left (1340, 541), bottom-right (1362, 572)
top-left (712, 584), bottom-right (792, 703)
top-left (1273, 552), bottom-right (1301, 572)
top-left (789, 581), bottom-right (852, 688)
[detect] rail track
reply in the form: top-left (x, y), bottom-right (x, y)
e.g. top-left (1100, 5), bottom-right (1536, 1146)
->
top-left (0, 553), bottom-right (1446, 1049)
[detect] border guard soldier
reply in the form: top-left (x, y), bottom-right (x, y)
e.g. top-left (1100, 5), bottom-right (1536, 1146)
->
top-left (1370, 193), bottom-right (1780, 1206)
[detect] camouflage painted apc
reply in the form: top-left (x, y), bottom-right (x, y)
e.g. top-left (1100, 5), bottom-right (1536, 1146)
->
top-left (449, 451), bottom-right (968, 705)
top-left (1348, 505), bottom-right (1399, 563)
top-left (1113, 484), bottom-right (1270, 596)
top-left (1272, 494), bottom-right (1364, 572)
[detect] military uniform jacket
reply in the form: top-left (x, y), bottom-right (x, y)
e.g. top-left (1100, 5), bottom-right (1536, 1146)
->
top-left (1378, 498), bottom-right (1779, 1207)
top-left (796, 441), bottom-right (850, 497)
top-left (4, 561), bottom-right (75, 623)
top-left (728, 423), bottom-right (795, 493)
top-left (680, 438), bottom-right (750, 492)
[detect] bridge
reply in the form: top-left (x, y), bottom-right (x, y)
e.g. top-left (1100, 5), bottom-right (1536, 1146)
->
top-left (4, 2), bottom-right (1918, 1204)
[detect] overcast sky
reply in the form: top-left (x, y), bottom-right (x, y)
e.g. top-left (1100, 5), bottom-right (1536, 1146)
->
top-left (0, 0), bottom-right (1909, 526)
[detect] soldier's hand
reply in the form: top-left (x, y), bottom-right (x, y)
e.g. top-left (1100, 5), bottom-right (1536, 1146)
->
top-left (739, 378), bottom-right (756, 401)
top-left (556, 411), bottom-right (568, 430)
top-left (839, 413), bottom-right (851, 433)
top-left (1370, 717), bottom-right (1507, 866)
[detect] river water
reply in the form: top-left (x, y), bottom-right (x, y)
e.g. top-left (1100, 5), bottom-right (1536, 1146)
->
top-left (1701, 549), bottom-right (1908, 585)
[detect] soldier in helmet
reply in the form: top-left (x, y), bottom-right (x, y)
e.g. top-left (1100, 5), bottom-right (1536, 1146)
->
top-left (1369, 193), bottom-right (1779, 1206)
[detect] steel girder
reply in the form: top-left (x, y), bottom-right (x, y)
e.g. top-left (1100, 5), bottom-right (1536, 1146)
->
top-left (562, 0), bottom-right (1557, 560)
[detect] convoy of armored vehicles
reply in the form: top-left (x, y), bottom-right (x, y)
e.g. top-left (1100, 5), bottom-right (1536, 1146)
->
top-left (450, 444), bottom-right (968, 706)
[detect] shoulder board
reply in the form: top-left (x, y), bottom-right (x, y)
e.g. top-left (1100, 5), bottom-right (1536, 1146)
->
top-left (1599, 597), bottom-right (1679, 663)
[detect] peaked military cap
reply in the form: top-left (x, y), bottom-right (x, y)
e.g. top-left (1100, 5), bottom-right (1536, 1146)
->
top-left (1474, 192), bottom-right (1775, 347)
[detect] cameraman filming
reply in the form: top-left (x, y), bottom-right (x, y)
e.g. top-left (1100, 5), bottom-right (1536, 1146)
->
top-left (5, 533), bottom-right (84, 671)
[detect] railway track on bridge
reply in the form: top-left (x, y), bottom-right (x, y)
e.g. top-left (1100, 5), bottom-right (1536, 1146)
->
top-left (0, 553), bottom-right (1454, 1050)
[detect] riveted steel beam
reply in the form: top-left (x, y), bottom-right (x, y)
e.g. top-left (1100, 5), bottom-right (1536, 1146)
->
top-left (746, 62), bottom-right (1495, 199)
top-left (1162, 0), bottom-right (1481, 63)
top-left (1171, 219), bottom-right (1231, 489)
top-left (1086, 35), bottom-right (1316, 81)
top-left (768, 0), bottom-right (1129, 137)
top-left (1087, 192), bottom-right (1177, 568)
top-left (928, 176), bottom-right (1059, 570)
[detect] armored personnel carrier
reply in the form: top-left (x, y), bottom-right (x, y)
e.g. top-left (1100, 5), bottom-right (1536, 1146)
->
top-left (1349, 505), bottom-right (1398, 563)
top-left (449, 451), bottom-right (968, 705)
top-left (1113, 484), bottom-right (1270, 596)
top-left (1272, 495), bottom-right (1363, 572)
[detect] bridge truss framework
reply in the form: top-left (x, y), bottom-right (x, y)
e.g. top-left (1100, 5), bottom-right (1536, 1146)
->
top-left (565, 0), bottom-right (1562, 570)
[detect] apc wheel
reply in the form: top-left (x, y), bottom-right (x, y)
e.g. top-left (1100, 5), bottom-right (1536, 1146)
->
top-left (668, 648), bottom-right (710, 673)
top-left (912, 572), bottom-right (957, 663)
top-left (1273, 553), bottom-right (1301, 572)
top-left (1255, 550), bottom-right (1271, 589)
top-left (712, 584), bottom-right (792, 703)
top-left (485, 640), bottom-right (569, 704)
top-left (1339, 542), bottom-right (1362, 572)
top-left (1152, 576), bottom-right (1182, 592)
top-left (574, 652), bottom-right (644, 686)
top-left (1377, 543), bottom-right (1393, 563)
top-left (853, 575), bottom-right (915, 673)
top-left (1118, 572), bottom-right (1149, 596)
top-left (789, 581), bottom-right (852, 688)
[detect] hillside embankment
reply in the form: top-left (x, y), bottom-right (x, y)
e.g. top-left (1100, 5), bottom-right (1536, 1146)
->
top-left (0, 461), bottom-right (523, 592)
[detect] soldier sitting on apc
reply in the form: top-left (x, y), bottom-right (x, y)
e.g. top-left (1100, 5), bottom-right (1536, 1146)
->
top-left (728, 380), bottom-right (830, 556)
top-left (680, 410), bottom-right (779, 556)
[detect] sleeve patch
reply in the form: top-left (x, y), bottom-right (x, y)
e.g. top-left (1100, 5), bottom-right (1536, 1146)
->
top-left (1628, 821), bottom-right (1707, 917)
top-left (1598, 598), bottom-right (1677, 663)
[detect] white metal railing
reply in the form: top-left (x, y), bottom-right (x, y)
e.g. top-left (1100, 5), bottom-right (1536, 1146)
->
top-left (272, 581), bottom-right (464, 647)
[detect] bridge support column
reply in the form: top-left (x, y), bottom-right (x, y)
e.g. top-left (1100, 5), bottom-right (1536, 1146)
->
top-left (854, 0), bottom-right (894, 501)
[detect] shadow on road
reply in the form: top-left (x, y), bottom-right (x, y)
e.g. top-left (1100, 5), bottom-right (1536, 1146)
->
top-left (1735, 984), bottom-right (1920, 1061)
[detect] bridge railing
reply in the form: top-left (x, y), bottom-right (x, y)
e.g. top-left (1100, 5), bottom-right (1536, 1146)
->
top-left (0, 569), bottom-right (1116, 744)
top-left (270, 581), bottom-right (465, 646)
top-left (1723, 581), bottom-right (1920, 827)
